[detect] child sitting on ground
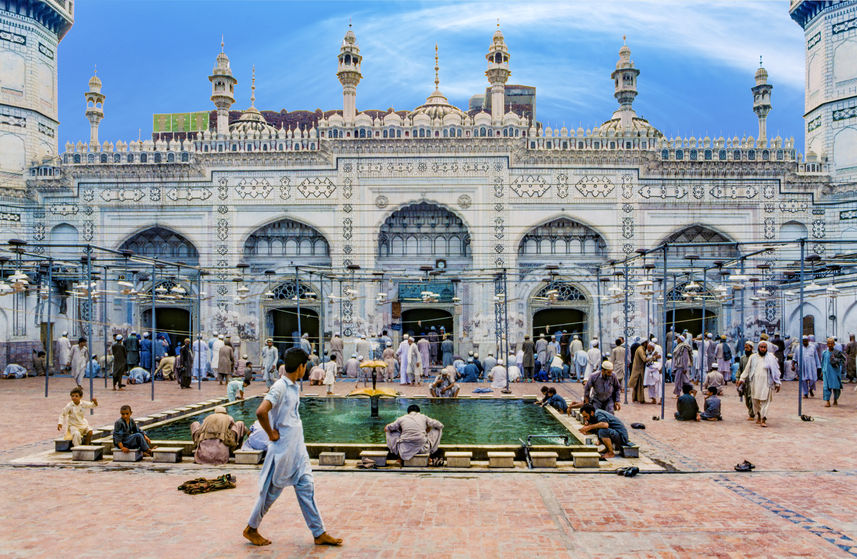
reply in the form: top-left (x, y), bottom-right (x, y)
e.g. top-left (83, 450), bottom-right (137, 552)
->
top-left (112, 405), bottom-right (156, 456)
top-left (703, 363), bottom-right (725, 395)
top-left (58, 386), bottom-right (98, 446)
top-left (674, 383), bottom-right (700, 421)
top-left (700, 386), bottom-right (722, 421)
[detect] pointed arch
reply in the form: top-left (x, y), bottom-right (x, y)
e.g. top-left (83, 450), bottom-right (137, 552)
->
top-left (377, 201), bottom-right (472, 269)
top-left (244, 217), bottom-right (331, 266)
top-left (119, 226), bottom-right (199, 265)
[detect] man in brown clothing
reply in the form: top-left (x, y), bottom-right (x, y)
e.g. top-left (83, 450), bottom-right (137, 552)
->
top-left (610, 338), bottom-right (626, 387)
top-left (628, 339), bottom-right (650, 403)
top-left (846, 334), bottom-right (857, 383)
top-left (218, 338), bottom-right (235, 385)
top-left (521, 334), bottom-right (535, 381)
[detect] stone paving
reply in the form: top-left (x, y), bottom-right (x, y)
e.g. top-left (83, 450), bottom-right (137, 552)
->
top-left (2, 375), bottom-right (857, 557)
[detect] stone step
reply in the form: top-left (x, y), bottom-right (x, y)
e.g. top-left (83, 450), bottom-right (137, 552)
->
top-left (403, 453), bottom-right (428, 467)
top-left (530, 451), bottom-right (558, 468)
top-left (54, 438), bottom-right (73, 452)
top-left (318, 452), bottom-right (345, 466)
top-left (572, 452), bottom-right (601, 468)
top-left (152, 447), bottom-right (183, 463)
top-left (445, 451), bottom-right (472, 468)
top-left (71, 445), bottom-right (103, 461)
top-left (234, 450), bottom-right (265, 464)
top-left (112, 448), bottom-right (142, 462)
top-left (360, 450), bottom-right (387, 467)
top-left (487, 451), bottom-right (515, 468)
top-left (583, 435), bottom-right (598, 446)
top-left (622, 444), bottom-right (639, 459)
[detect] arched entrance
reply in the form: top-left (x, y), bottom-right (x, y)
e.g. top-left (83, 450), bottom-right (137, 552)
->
top-left (529, 282), bottom-right (590, 342)
top-left (264, 281), bottom-right (321, 357)
top-left (401, 308), bottom-right (453, 339)
top-left (666, 283), bottom-right (719, 336)
top-left (243, 217), bottom-right (331, 270)
top-left (532, 308), bottom-right (587, 339)
top-left (141, 307), bottom-right (190, 350)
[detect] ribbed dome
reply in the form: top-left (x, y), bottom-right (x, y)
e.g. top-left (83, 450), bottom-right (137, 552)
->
top-left (600, 114), bottom-right (662, 136)
top-left (230, 107), bottom-right (277, 135)
top-left (409, 89), bottom-right (467, 122)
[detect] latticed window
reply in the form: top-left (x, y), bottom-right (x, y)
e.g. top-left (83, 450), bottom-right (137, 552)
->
top-left (378, 202), bottom-right (471, 259)
top-left (534, 282), bottom-right (586, 302)
top-left (119, 227), bottom-right (199, 265)
top-left (518, 217), bottom-right (606, 257)
top-left (244, 219), bottom-right (330, 260)
top-left (663, 225), bottom-right (739, 260)
top-left (270, 281), bottom-right (316, 300)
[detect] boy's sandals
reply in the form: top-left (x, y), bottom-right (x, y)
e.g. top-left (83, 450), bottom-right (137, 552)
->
top-left (734, 460), bottom-right (755, 472)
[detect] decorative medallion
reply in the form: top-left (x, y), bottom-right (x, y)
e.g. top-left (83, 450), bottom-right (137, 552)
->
top-left (298, 177), bottom-right (336, 198)
top-left (457, 194), bottom-right (472, 209)
top-left (375, 195), bottom-right (389, 209)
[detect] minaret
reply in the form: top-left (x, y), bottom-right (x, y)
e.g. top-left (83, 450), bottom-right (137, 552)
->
top-left (611, 37), bottom-right (640, 130)
top-left (485, 22), bottom-right (510, 125)
top-left (752, 57), bottom-right (773, 145)
top-left (337, 23), bottom-right (362, 125)
top-left (84, 67), bottom-right (105, 146)
top-left (209, 37), bottom-right (237, 136)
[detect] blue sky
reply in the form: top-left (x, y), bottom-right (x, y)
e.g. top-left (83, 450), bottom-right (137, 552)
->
top-left (58, 0), bottom-right (806, 147)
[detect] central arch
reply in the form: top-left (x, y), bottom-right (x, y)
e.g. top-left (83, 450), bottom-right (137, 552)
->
top-left (244, 217), bottom-right (331, 268)
top-left (263, 281), bottom-right (321, 357)
top-left (517, 216), bottom-right (608, 266)
top-left (119, 226), bottom-right (199, 265)
top-left (661, 224), bottom-right (739, 261)
top-left (377, 201), bottom-right (471, 269)
top-left (529, 281), bottom-right (590, 342)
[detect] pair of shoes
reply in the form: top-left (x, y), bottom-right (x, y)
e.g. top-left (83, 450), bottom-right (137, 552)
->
top-left (616, 466), bottom-right (640, 477)
top-left (800, 414), bottom-right (814, 422)
top-left (630, 422), bottom-right (646, 430)
top-left (734, 460), bottom-right (755, 472)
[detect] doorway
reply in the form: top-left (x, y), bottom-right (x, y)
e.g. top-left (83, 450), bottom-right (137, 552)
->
top-left (532, 308), bottom-right (587, 340)
top-left (401, 308), bottom-right (453, 339)
top-left (269, 307), bottom-right (319, 357)
top-left (667, 308), bottom-right (718, 336)
top-left (141, 307), bottom-right (190, 349)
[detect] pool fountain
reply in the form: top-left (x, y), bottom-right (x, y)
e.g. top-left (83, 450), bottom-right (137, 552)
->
top-left (347, 360), bottom-right (396, 417)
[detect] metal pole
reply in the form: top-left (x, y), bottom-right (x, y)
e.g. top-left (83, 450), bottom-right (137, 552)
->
top-left (701, 267), bottom-right (708, 384)
top-left (151, 261), bottom-right (157, 402)
top-left (798, 239), bottom-right (805, 416)
top-left (596, 266), bottom-right (603, 358)
top-left (738, 257), bottom-right (746, 359)
top-left (197, 271), bottom-right (202, 390)
top-left (45, 259), bottom-right (52, 398)
top-left (660, 245), bottom-right (668, 420)
top-left (623, 259), bottom-right (630, 404)
top-left (102, 266), bottom-right (108, 389)
top-left (86, 248), bottom-right (94, 413)
top-left (317, 272), bottom-right (325, 362)
top-left (503, 268), bottom-right (511, 393)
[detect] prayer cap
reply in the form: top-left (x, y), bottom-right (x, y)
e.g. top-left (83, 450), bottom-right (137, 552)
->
top-left (351, 353), bottom-right (357, 357)
top-left (601, 361), bottom-right (613, 371)
top-left (358, 355), bottom-right (363, 360)
top-left (218, 334), bottom-right (224, 339)
top-left (386, 341), bottom-right (392, 346)
top-left (497, 358), bottom-right (505, 365)
top-left (214, 406), bottom-right (227, 414)
top-left (266, 338), bottom-right (273, 343)
top-left (116, 334), bottom-right (123, 341)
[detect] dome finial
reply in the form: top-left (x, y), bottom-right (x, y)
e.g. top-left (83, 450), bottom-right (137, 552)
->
top-left (497, 18), bottom-right (500, 28)
top-left (623, 34), bottom-right (626, 45)
top-left (250, 65), bottom-right (256, 108)
top-left (759, 55), bottom-right (763, 67)
top-left (434, 43), bottom-right (440, 90)
top-left (93, 64), bottom-right (97, 76)
top-left (220, 34), bottom-right (224, 53)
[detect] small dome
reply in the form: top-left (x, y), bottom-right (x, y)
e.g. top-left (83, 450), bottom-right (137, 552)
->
top-left (600, 114), bottom-right (662, 136)
top-left (755, 65), bottom-right (768, 85)
top-left (88, 74), bottom-right (101, 89)
top-left (409, 89), bottom-right (467, 122)
top-left (343, 28), bottom-right (357, 47)
top-left (229, 107), bottom-right (277, 135)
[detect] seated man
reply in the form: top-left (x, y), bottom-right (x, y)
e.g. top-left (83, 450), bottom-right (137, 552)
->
top-left (127, 366), bottom-right (151, 384)
top-left (583, 361), bottom-right (622, 413)
top-left (385, 404), bottom-right (444, 465)
top-left (113, 405), bottom-right (156, 457)
top-left (459, 357), bottom-right (480, 383)
top-left (700, 386), bottom-right (722, 421)
top-left (674, 383), bottom-right (700, 421)
top-left (33, 351), bottom-right (47, 377)
top-left (241, 420), bottom-right (271, 451)
top-left (703, 363), bottom-right (725, 395)
top-left (430, 366), bottom-right (459, 397)
top-left (190, 406), bottom-right (247, 465)
top-left (343, 353), bottom-right (361, 378)
top-left (489, 358), bottom-right (509, 389)
top-left (536, 387), bottom-right (568, 413)
top-left (578, 403), bottom-right (630, 459)
top-left (228, 377), bottom-right (250, 401)
top-left (2, 363), bottom-right (27, 379)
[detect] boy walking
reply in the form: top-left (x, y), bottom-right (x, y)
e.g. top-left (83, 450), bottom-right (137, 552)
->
top-left (57, 387), bottom-right (98, 446)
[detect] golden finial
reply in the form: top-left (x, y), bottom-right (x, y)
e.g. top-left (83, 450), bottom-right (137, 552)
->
top-left (497, 18), bottom-right (500, 28)
top-left (623, 34), bottom-right (626, 44)
top-left (93, 64), bottom-right (97, 76)
top-left (250, 65), bottom-right (256, 107)
top-left (220, 35), bottom-right (224, 53)
top-left (434, 43), bottom-right (439, 90)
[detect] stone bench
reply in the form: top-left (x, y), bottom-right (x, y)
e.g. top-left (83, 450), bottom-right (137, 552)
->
top-left (318, 452), bottom-right (345, 466)
top-left (112, 448), bottom-right (142, 462)
top-left (403, 453), bottom-right (429, 467)
top-left (71, 445), bottom-right (103, 461)
top-left (530, 451), bottom-right (558, 468)
top-left (446, 451), bottom-right (472, 468)
top-left (487, 451), bottom-right (515, 468)
top-left (54, 438), bottom-right (73, 452)
top-left (135, 416), bottom-right (153, 425)
top-left (360, 450), bottom-right (387, 467)
top-left (149, 413), bottom-right (168, 422)
top-left (572, 452), bottom-right (601, 468)
top-left (583, 435), bottom-right (598, 446)
top-left (234, 450), bottom-right (265, 464)
top-left (622, 444), bottom-right (639, 459)
top-left (152, 447), bottom-right (183, 463)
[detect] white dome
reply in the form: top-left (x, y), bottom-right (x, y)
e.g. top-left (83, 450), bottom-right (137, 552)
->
top-left (409, 89), bottom-right (467, 122)
top-left (229, 107), bottom-right (277, 135)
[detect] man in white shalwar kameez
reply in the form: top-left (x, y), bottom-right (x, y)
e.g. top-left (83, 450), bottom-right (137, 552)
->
top-left (407, 337), bottom-right (422, 384)
top-left (260, 338), bottom-right (279, 389)
top-left (584, 341), bottom-right (601, 381)
top-left (57, 332), bottom-right (72, 374)
top-left (738, 340), bottom-right (781, 428)
top-left (210, 334), bottom-right (225, 379)
top-left (396, 334), bottom-right (411, 385)
top-left (69, 337), bottom-right (89, 387)
top-left (192, 334), bottom-right (211, 380)
top-left (243, 348), bottom-right (341, 547)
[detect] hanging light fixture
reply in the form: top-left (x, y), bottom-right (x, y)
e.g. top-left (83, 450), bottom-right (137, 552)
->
top-left (236, 284), bottom-right (250, 295)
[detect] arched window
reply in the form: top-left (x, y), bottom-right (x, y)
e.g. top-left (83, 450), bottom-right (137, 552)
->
top-left (244, 218), bottom-right (330, 266)
top-left (378, 202), bottom-right (471, 269)
top-left (662, 225), bottom-right (739, 260)
top-left (119, 226), bottom-right (199, 265)
top-left (518, 218), bottom-right (607, 260)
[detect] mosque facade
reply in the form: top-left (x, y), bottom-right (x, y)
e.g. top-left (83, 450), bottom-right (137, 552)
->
top-left (1, 1), bottom-right (856, 365)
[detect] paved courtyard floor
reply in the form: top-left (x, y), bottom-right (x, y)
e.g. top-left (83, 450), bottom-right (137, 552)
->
top-left (2, 374), bottom-right (857, 558)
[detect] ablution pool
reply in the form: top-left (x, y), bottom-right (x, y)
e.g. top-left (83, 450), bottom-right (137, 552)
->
top-left (145, 396), bottom-right (580, 446)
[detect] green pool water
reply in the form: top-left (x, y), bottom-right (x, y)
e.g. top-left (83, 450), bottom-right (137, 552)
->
top-left (144, 397), bottom-right (578, 445)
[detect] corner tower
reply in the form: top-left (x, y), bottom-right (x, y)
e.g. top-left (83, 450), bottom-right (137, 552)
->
top-left (209, 38), bottom-right (237, 136)
top-left (0, 0), bottom-right (73, 192)
top-left (791, 0), bottom-right (857, 183)
top-left (751, 58), bottom-right (772, 145)
top-left (337, 24), bottom-right (362, 125)
top-left (485, 23), bottom-right (510, 125)
top-left (85, 68), bottom-right (105, 146)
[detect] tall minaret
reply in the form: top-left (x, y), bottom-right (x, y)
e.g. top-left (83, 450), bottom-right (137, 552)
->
top-left (751, 57), bottom-right (773, 145)
top-left (209, 37), bottom-right (237, 136)
top-left (84, 67), bottom-right (105, 146)
top-left (611, 37), bottom-right (640, 130)
top-left (337, 24), bottom-right (362, 125)
top-left (485, 22), bottom-right (510, 125)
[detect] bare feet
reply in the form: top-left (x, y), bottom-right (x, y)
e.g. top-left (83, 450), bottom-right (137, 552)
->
top-left (746, 416), bottom-right (755, 421)
top-left (825, 402), bottom-right (831, 407)
top-left (760, 420), bottom-right (767, 428)
top-left (314, 532), bottom-right (343, 546)
top-left (243, 526), bottom-right (271, 546)
top-left (600, 451), bottom-right (615, 459)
